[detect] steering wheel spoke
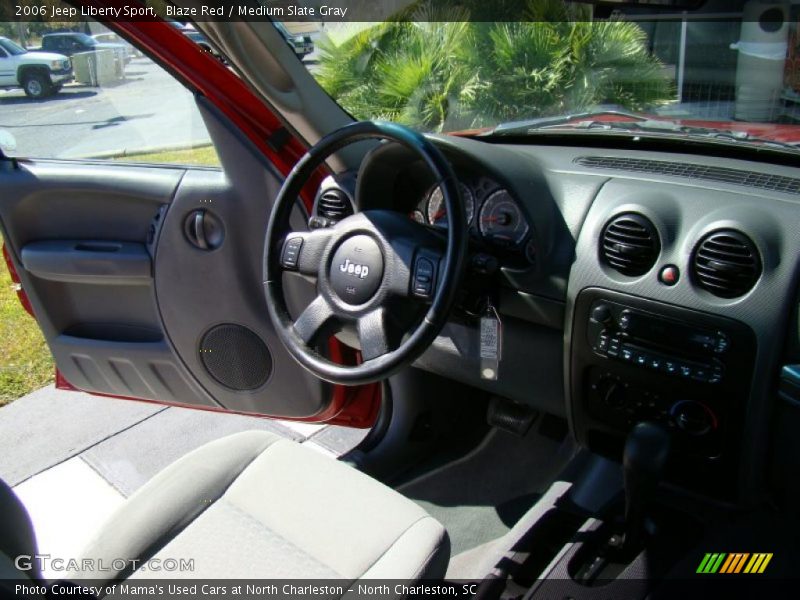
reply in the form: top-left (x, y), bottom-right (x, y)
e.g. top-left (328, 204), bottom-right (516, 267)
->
top-left (406, 248), bottom-right (443, 302)
top-left (357, 308), bottom-right (391, 361)
top-left (279, 228), bottom-right (333, 278)
top-left (293, 295), bottom-right (336, 345)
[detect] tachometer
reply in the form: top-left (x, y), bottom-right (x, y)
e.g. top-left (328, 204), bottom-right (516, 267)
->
top-left (426, 183), bottom-right (474, 228)
top-left (478, 189), bottom-right (529, 245)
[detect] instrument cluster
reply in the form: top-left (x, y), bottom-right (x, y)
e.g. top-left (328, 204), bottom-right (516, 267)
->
top-left (411, 177), bottom-right (533, 256)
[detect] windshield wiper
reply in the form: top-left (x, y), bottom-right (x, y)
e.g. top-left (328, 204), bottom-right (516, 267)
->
top-left (486, 110), bottom-right (800, 153)
top-left (487, 110), bottom-right (649, 135)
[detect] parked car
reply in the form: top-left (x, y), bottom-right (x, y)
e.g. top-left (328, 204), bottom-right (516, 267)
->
top-left (92, 31), bottom-right (141, 58)
top-left (0, 36), bottom-right (72, 98)
top-left (41, 32), bottom-right (131, 67)
top-left (274, 21), bottom-right (314, 57)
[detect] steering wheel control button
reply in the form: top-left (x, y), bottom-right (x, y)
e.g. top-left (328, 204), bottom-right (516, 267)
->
top-left (281, 237), bottom-right (304, 269)
top-left (329, 235), bottom-right (384, 304)
top-left (659, 265), bottom-right (680, 286)
top-left (413, 257), bottom-right (436, 299)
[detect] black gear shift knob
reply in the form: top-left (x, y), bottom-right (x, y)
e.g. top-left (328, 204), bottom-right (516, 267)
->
top-left (623, 422), bottom-right (670, 551)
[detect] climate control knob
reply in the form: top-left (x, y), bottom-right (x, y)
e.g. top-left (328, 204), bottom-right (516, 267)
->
top-left (670, 400), bottom-right (716, 436)
top-left (596, 377), bottom-right (627, 409)
top-left (591, 303), bottom-right (613, 325)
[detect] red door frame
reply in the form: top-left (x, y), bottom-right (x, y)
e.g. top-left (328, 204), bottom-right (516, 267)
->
top-left (3, 0), bottom-right (380, 427)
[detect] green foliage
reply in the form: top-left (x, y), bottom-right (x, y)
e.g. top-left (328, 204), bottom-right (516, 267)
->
top-left (0, 238), bottom-right (53, 405)
top-left (315, 1), bottom-right (675, 131)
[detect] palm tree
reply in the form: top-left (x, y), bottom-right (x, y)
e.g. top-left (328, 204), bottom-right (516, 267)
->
top-left (315, 1), bottom-right (675, 131)
top-left (316, 12), bottom-right (479, 131)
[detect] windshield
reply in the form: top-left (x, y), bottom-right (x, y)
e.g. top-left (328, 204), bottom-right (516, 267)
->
top-left (290, 1), bottom-right (800, 149)
top-left (0, 38), bottom-right (26, 56)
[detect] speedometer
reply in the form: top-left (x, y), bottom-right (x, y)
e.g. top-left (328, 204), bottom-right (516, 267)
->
top-left (478, 189), bottom-right (529, 245)
top-left (426, 183), bottom-right (474, 228)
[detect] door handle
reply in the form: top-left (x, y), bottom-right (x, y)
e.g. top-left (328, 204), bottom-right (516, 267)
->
top-left (193, 210), bottom-right (208, 250)
top-left (184, 209), bottom-right (224, 251)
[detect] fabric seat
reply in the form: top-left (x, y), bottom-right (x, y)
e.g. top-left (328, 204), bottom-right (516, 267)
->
top-left (2, 431), bottom-right (449, 587)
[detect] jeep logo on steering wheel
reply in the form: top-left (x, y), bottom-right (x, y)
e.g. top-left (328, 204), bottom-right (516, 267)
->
top-left (328, 234), bottom-right (383, 305)
top-left (339, 259), bottom-right (370, 279)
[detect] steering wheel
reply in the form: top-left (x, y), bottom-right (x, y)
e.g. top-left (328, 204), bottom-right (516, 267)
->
top-left (263, 121), bottom-right (467, 385)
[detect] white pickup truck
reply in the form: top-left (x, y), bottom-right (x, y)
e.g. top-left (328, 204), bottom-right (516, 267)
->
top-left (0, 37), bottom-right (73, 99)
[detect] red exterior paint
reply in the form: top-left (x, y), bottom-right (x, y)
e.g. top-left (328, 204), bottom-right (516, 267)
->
top-left (40, 0), bottom-right (381, 426)
top-left (56, 368), bottom-right (381, 428)
top-left (2, 244), bottom-right (34, 317)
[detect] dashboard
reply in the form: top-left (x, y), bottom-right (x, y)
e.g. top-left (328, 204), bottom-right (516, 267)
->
top-left (312, 134), bottom-right (800, 503)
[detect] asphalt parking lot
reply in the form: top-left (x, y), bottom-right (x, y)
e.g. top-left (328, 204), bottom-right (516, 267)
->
top-left (0, 57), bottom-right (212, 159)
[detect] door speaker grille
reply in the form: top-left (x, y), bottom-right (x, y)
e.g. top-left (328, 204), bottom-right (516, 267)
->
top-left (199, 324), bottom-right (272, 390)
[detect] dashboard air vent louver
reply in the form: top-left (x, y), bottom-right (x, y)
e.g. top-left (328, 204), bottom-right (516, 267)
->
top-left (600, 213), bottom-right (660, 276)
top-left (692, 230), bottom-right (761, 298)
top-left (317, 188), bottom-right (353, 222)
top-left (575, 156), bottom-right (800, 196)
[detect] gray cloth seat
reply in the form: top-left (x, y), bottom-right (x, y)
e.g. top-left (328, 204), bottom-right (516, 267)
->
top-left (2, 431), bottom-right (449, 587)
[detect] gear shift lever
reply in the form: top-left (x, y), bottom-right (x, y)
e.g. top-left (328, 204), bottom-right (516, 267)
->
top-left (622, 422), bottom-right (670, 552)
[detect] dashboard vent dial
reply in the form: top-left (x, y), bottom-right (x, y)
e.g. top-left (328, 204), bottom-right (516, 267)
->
top-left (692, 230), bottom-right (761, 298)
top-left (600, 213), bottom-right (660, 276)
top-left (317, 188), bottom-right (353, 222)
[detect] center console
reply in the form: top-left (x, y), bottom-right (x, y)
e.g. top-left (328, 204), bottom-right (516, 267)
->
top-left (569, 288), bottom-right (756, 500)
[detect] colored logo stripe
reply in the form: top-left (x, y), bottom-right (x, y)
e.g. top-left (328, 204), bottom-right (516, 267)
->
top-left (744, 553), bottom-right (773, 574)
top-left (720, 553), bottom-right (749, 573)
top-left (697, 553), bottom-right (726, 573)
top-left (697, 553), bottom-right (773, 574)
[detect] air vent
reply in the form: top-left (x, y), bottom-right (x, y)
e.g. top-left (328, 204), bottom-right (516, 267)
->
top-left (600, 213), bottom-right (660, 276)
top-left (575, 156), bottom-right (800, 195)
top-left (317, 188), bottom-right (353, 222)
top-left (692, 230), bottom-right (761, 298)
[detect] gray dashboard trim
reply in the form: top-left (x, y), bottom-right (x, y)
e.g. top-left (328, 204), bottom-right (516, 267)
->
top-left (561, 173), bottom-right (800, 504)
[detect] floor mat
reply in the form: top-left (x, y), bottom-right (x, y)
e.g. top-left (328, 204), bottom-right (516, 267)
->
top-left (306, 424), bottom-right (370, 456)
top-left (0, 386), bottom-right (163, 486)
top-left (81, 406), bottom-right (303, 496)
top-left (398, 422), bottom-right (577, 556)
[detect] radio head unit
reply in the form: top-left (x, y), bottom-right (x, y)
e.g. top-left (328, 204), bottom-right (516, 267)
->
top-left (570, 289), bottom-right (757, 501)
top-left (610, 308), bottom-right (729, 357)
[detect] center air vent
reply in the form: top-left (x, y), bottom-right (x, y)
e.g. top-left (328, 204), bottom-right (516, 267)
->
top-left (692, 230), bottom-right (761, 298)
top-left (600, 213), bottom-right (660, 276)
top-left (317, 188), bottom-right (353, 222)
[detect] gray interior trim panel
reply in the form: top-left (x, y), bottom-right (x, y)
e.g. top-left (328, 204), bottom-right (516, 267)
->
top-left (151, 98), bottom-right (330, 418)
top-left (21, 240), bottom-right (152, 285)
top-left (51, 335), bottom-right (216, 405)
top-left (560, 164), bottom-right (800, 502)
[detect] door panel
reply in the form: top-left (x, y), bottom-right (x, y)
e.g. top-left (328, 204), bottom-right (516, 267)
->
top-left (0, 17), bottom-right (380, 424)
top-left (0, 160), bottom-right (218, 406)
top-left (0, 98), bottom-right (346, 420)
